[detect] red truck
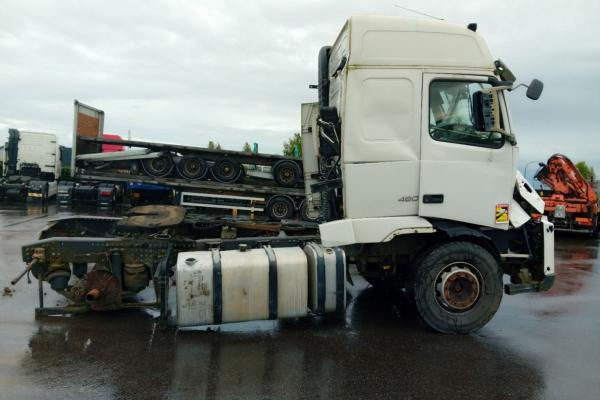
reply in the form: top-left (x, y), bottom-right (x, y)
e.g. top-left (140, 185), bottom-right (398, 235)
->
top-left (102, 134), bottom-right (125, 152)
top-left (535, 154), bottom-right (599, 236)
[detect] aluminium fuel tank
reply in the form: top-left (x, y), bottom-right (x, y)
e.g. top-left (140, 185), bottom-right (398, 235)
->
top-left (171, 246), bottom-right (308, 327)
top-left (304, 242), bottom-right (346, 314)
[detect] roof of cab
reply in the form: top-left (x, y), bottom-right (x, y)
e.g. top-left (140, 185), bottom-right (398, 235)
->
top-left (341, 15), bottom-right (495, 70)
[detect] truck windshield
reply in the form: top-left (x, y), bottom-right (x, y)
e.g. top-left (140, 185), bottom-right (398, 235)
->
top-left (429, 81), bottom-right (504, 149)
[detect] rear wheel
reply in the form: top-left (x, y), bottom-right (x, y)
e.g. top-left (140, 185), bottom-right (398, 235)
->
top-left (266, 196), bottom-right (295, 221)
top-left (273, 160), bottom-right (301, 187)
top-left (212, 157), bottom-right (242, 183)
top-left (410, 241), bottom-right (502, 334)
top-left (141, 155), bottom-right (174, 178)
top-left (176, 155), bottom-right (208, 180)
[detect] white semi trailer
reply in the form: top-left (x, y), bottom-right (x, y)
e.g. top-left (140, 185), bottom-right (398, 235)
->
top-left (17, 16), bottom-right (554, 334)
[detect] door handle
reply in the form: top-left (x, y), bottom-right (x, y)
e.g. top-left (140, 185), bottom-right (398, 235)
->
top-left (423, 194), bottom-right (444, 204)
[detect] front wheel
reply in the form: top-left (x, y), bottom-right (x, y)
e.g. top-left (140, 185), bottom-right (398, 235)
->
top-left (410, 241), bottom-right (502, 334)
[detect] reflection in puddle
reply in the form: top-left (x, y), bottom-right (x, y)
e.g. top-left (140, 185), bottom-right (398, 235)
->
top-left (545, 238), bottom-right (598, 297)
top-left (22, 289), bottom-right (545, 400)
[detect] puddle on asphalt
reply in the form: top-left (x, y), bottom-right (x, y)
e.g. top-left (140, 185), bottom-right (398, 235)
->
top-left (544, 234), bottom-right (599, 297)
top-left (19, 287), bottom-right (546, 400)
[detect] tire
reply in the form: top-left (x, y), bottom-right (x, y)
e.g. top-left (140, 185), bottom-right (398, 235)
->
top-left (42, 183), bottom-right (48, 202)
top-left (176, 155), bottom-right (208, 180)
top-left (273, 160), bottom-right (301, 187)
top-left (266, 196), bottom-right (295, 221)
top-left (590, 215), bottom-right (599, 239)
top-left (141, 155), bottom-right (174, 178)
top-left (299, 199), bottom-right (318, 222)
top-left (410, 241), bottom-right (502, 334)
top-left (212, 157), bottom-right (242, 183)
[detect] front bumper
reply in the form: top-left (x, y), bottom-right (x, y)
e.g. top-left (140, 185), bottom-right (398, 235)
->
top-left (504, 216), bottom-right (555, 294)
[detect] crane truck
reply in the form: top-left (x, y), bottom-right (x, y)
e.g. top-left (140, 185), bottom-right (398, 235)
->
top-left (535, 154), bottom-right (599, 236)
top-left (13, 16), bottom-right (554, 334)
top-left (0, 129), bottom-right (60, 201)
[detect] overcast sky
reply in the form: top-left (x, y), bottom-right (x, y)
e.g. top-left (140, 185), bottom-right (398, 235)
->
top-left (1, 0), bottom-right (598, 181)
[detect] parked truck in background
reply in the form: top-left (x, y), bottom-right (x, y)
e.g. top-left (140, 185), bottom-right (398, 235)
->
top-left (0, 129), bottom-right (60, 201)
top-left (535, 154), bottom-right (599, 236)
top-left (16, 16), bottom-right (554, 334)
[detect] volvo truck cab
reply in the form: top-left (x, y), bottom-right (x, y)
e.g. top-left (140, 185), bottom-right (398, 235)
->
top-left (302, 16), bottom-right (554, 333)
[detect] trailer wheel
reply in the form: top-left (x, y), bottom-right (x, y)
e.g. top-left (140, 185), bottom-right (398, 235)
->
top-left (266, 196), bottom-right (295, 221)
top-left (299, 199), bottom-right (318, 222)
top-left (212, 157), bottom-right (242, 183)
top-left (141, 155), bottom-right (174, 178)
top-left (410, 241), bottom-right (502, 334)
top-left (273, 160), bottom-right (301, 187)
top-left (176, 155), bottom-right (208, 180)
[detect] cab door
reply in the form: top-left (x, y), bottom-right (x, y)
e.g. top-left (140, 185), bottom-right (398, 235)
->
top-left (419, 73), bottom-right (515, 229)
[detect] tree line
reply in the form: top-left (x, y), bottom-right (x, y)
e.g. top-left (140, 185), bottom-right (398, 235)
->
top-left (205, 133), bottom-right (302, 159)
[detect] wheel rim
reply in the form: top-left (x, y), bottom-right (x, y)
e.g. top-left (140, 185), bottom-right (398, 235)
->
top-left (151, 158), bottom-right (167, 171)
top-left (212, 158), bottom-right (241, 182)
top-left (271, 200), bottom-right (290, 219)
top-left (180, 157), bottom-right (206, 179)
top-left (143, 156), bottom-right (173, 177)
top-left (434, 262), bottom-right (482, 312)
top-left (300, 201), bottom-right (317, 222)
top-left (277, 165), bottom-right (295, 184)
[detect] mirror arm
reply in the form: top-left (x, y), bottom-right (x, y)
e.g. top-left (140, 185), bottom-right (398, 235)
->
top-left (510, 83), bottom-right (528, 92)
top-left (490, 128), bottom-right (517, 146)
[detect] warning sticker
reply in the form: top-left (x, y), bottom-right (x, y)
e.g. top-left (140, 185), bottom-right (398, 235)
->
top-left (495, 204), bottom-right (509, 224)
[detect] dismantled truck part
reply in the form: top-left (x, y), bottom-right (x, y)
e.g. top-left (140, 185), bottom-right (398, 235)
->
top-left (15, 206), bottom-right (332, 325)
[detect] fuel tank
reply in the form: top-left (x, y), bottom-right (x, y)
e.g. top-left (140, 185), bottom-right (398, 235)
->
top-left (171, 246), bottom-right (309, 327)
top-left (304, 242), bottom-right (346, 314)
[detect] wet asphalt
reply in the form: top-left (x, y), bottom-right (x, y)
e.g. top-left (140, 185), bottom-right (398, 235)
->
top-left (0, 203), bottom-right (599, 400)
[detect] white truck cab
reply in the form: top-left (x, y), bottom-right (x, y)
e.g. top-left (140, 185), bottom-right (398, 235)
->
top-left (1, 129), bottom-right (60, 201)
top-left (302, 16), bottom-right (554, 333)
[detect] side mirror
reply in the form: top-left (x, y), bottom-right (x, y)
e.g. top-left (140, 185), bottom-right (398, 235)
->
top-left (472, 91), bottom-right (496, 132)
top-left (526, 79), bottom-right (544, 100)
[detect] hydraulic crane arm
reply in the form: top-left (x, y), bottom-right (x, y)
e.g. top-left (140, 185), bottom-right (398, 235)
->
top-left (535, 154), bottom-right (597, 203)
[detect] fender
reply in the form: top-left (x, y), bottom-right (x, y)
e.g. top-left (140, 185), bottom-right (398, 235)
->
top-left (430, 219), bottom-right (492, 240)
top-left (430, 219), bottom-right (508, 255)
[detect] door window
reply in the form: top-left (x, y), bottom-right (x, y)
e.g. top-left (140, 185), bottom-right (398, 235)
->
top-left (429, 81), bottom-right (504, 148)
